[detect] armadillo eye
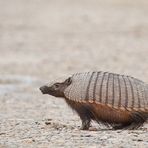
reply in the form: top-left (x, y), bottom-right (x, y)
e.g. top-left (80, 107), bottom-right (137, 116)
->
top-left (53, 83), bottom-right (60, 89)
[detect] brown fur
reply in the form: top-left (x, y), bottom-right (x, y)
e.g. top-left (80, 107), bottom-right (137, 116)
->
top-left (64, 98), bottom-right (148, 130)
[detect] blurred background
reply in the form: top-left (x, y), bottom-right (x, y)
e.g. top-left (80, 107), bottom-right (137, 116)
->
top-left (1, 0), bottom-right (148, 79)
top-left (0, 0), bottom-right (148, 147)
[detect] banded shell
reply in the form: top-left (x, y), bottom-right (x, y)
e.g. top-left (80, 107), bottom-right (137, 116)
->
top-left (64, 72), bottom-right (148, 111)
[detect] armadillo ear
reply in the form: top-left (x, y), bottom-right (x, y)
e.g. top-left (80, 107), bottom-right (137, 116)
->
top-left (65, 77), bottom-right (72, 85)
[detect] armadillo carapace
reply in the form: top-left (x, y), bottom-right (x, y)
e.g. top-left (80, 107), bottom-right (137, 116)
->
top-left (40, 71), bottom-right (148, 130)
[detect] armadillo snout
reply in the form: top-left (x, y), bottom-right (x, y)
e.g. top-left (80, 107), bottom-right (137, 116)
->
top-left (40, 85), bottom-right (49, 94)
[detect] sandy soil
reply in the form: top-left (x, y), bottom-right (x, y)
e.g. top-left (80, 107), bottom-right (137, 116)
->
top-left (0, 0), bottom-right (148, 147)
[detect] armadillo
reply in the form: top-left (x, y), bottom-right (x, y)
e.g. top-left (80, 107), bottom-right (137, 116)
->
top-left (40, 71), bottom-right (148, 130)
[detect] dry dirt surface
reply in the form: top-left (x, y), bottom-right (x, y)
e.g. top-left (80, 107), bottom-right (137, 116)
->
top-left (0, 0), bottom-right (148, 147)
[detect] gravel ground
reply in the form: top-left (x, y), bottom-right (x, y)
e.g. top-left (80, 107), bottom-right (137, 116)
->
top-left (0, 0), bottom-right (148, 147)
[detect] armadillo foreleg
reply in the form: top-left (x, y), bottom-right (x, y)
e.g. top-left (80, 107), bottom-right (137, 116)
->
top-left (75, 103), bottom-right (93, 130)
top-left (80, 117), bottom-right (91, 130)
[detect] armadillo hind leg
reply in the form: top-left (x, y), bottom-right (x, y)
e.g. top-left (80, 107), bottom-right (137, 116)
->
top-left (113, 111), bottom-right (147, 130)
top-left (113, 122), bottom-right (142, 130)
top-left (127, 111), bottom-right (147, 130)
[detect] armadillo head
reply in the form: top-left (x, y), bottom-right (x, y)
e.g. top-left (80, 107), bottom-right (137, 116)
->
top-left (39, 77), bottom-right (72, 98)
